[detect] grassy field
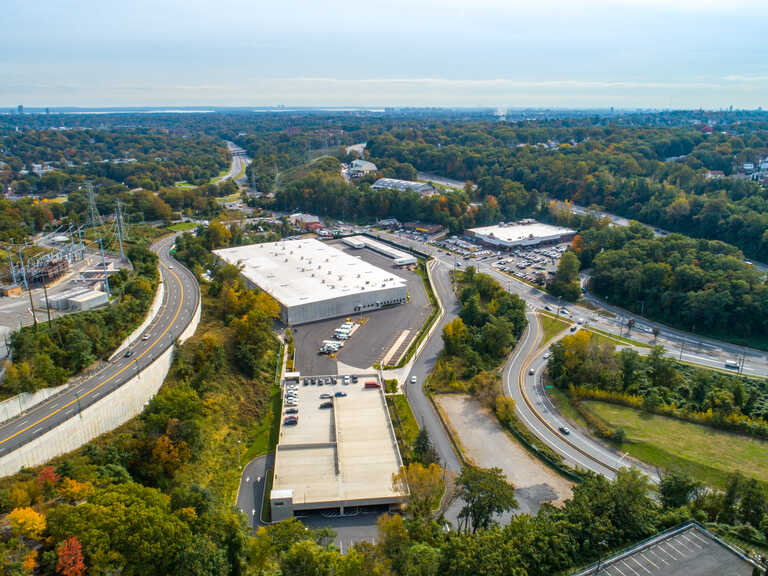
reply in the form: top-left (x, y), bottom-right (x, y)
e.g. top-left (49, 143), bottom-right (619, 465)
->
top-left (387, 393), bottom-right (420, 461)
top-left (584, 327), bottom-right (651, 348)
top-left (216, 191), bottom-right (243, 204)
top-left (243, 385), bottom-right (282, 462)
top-left (539, 313), bottom-right (571, 346)
top-left (582, 400), bottom-right (768, 488)
top-left (167, 221), bottom-right (197, 232)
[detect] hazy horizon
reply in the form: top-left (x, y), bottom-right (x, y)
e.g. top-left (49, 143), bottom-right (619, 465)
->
top-left (3, 0), bottom-right (768, 109)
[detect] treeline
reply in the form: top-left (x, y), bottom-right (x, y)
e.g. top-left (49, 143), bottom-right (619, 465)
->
top-left (580, 227), bottom-right (768, 340)
top-left (2, 246), bottom-right (159, 396)
top-left (548, 331), bottom-right (768, 439)
top-left (272, 168), bottom-right (542, 233)
top-left (1, 127), bottom-right (230, 193)
top-left (365, 119), bottom-right (768, 260)
top-left (0, 261), bottom-right (281, 574)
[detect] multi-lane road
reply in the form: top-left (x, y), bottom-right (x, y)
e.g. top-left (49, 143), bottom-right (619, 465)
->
top-left (0, 234), bottom-right (199, 459)
top-left (373, 229), bottom-right (767, 479)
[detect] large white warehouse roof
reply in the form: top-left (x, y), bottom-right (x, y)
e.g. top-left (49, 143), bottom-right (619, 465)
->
top-left (468, 221), bottom-right (575, 247)
top-left (214, 239), bottom-right (407, 309)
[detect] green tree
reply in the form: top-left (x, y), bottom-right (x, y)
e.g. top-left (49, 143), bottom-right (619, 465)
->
top-left (455, 466), bottom-right (517, 534)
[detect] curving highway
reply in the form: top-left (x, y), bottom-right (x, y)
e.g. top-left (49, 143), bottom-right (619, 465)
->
top-left (0, 234), bottom-right (199, 459)
top-left (371, 229), bottom-right (758, 480)
top-left (503, 311), bottom-right (658, 481)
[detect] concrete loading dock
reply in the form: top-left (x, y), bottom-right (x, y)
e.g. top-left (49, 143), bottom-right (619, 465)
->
top-left (271, 373), bottom-right (407, 520)
top-left (214, 239), bottom-right (408, 325)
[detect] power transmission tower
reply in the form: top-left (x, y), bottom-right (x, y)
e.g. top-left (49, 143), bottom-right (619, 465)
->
top-left (99, 235), bottom-right (111, 298)
top-left (87, 182), bottom-right (102, 230)
top-left (115, 199), bottom-right (126, 261)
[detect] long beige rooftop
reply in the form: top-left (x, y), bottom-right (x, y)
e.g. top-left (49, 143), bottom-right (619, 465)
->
top-left (273, 376), bottom-right (406, 509)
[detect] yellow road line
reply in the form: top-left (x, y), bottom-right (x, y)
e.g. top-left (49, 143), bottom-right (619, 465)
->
top-left (516, 314), bottom-right (618, 474)
top-left (0, 251), bottom-right (185, 447)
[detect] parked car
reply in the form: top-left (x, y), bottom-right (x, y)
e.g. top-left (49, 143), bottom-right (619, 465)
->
top-left (142, 334), bottom-right (150, 341)
top-left (410, 376), bottom-right (417, 384)
top-left (364, 381), bottom-right (381, 389)
top-left (285, 408), bottom-right (298, 414)
top-left (319, 401), bottom-right (333, 409)
top-left (124, 350), bottom-right (134, 358)
top-left (284, 417), bottom-right (298, 426)
top-left (320, 393), bottom-right (332, 399)
top-left (334, 392), bottom-right (347, 398)
top-left (350, 375), bottom-right (358, 383)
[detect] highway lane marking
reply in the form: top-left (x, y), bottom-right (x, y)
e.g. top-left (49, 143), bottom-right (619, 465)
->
top-left (511, 312), bottom-right (620, 475)
top-left (0, 241), bottom-right (192, 448)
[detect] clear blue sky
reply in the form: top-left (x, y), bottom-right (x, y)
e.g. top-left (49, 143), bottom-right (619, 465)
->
top-left (3, 0), bottom-right (767, 109)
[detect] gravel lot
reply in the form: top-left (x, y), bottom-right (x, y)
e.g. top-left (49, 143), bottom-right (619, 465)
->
top-left (437, 394), bottom-right (573, 515)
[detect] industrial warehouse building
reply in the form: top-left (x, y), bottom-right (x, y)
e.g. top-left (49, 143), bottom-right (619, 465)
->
top-left (467, 220), bottom-right (576, 249)
top-left (213, 239), bottom-right (408, 325)
top-left (371, 178), bottom-right (436, 197)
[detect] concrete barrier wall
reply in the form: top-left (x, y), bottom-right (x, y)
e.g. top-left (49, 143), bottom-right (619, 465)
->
top-left (0, 284), bottom-right (201, 478)
top-left (0, 383), bottom-right (69, 425)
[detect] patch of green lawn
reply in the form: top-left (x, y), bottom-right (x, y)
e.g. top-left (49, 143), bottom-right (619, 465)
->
top-left (387, 394), bottom-right (420, 460)
top-left (539, 313), bottom-right (571, 346)
top-left (167, 221), bottom-right (197, 232)
top-left (244, 385), bottom-right (282, 462)
top-left (582, 400), bottom-right (768, 488)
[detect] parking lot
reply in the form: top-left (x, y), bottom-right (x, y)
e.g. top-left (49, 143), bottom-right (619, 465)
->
top-left (272, 373), bottom-right (404, 512)
top-left (292, 241), bottom-right (431, 375)
top-left (574, 523), bottom-right (758, 576)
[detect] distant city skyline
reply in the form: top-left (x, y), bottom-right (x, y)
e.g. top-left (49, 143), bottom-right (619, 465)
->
top-left (3, 0), bottom-right (768, 109)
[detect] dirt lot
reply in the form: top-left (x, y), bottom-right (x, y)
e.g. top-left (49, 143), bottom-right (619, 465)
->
top-left (436, 394), bottom-right (573, 515)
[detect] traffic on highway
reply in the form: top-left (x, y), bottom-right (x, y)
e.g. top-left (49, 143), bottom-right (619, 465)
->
top-left (0, 234), bottom-right (199, 458)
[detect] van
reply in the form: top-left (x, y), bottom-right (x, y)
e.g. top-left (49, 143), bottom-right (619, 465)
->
top-left (724, 360), bottom-right (740, 370)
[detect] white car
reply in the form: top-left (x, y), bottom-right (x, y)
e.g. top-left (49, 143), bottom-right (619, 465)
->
top-left (410, 376), bottom-right (417, 384)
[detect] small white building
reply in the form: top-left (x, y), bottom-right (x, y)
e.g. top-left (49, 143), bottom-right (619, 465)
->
top-left (348, 159), bottom-right (377, 178)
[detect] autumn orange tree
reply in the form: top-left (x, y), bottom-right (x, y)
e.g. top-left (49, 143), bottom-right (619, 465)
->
top-left (56, 536), bottom-right (86, 576)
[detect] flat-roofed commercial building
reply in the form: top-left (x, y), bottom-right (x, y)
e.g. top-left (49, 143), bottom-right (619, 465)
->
top-left (213, 239), bottom-right (408, 325)
top-left (467, 220), bottom-right (576, 249)
top-left (270, 373), bottom-right (407, 520)
top-left (371, 178), bottom-right (436, 197)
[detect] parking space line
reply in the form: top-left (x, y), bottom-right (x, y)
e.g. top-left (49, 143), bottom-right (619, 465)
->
top-left (656, 544), bottom-right (679, 561)
top-left (647, 547), bottom-right (670, 566)
top-left (627, 555), bottom-right (653, 575)
top-left (688, 530), bottom-right (710, 547)
top-left (666, 539), bottom-right (690, 557)
top-left (616, 560), bottom-right (641, 576)
top-left (638, 552), bottom-right (661, 571)
top-left (610, 563), bottom-right (630, 576)
top-left (679, 533), bottom-right (703, 549)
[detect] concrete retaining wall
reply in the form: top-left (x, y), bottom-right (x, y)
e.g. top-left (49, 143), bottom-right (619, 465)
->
top-left (0, 283), bottom-right (201, 478)
top-left (0, 383), bottom-right (69, 425)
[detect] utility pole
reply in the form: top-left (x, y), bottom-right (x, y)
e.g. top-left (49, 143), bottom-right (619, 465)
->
top-left (42, 281), bottom-right (52, 328)
top-left (18, 248), bottom-right (37, 329)
top-left (7, 245), bottom-right (17, 285)
top-left (99, 235), bottom-right (110, 298)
